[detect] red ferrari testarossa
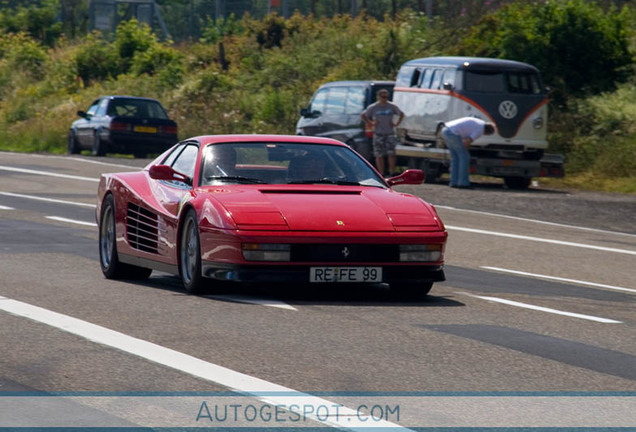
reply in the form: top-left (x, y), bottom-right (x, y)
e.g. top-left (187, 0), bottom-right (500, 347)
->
top-left (97, 135), bottom-right (447, 296)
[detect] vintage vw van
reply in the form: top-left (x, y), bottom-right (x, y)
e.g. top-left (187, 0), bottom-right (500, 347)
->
top-left (393, 56), bottom-right (549, 158)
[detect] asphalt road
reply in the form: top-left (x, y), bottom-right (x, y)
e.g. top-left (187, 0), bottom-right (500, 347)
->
top-left (1, 151), bottom-right (635, 429)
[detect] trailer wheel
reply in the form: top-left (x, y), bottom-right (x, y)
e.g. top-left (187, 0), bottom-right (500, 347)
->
top-left (422, 161), bottom-right (441, 184)
top-left (504, 177), bottom-right (531, 190)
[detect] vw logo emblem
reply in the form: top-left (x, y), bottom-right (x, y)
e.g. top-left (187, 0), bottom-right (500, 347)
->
top-left (499, 100), bottom-right (518, 119)
top-left (341, 247), bottom-right (350, 258)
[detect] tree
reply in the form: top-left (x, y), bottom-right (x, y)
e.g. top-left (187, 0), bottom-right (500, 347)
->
top-left (457, 0), bottom-right (634, 103)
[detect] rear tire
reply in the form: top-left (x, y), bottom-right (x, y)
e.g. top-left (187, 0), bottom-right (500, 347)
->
top-left (179, 209), bottom-right (206, 294)
top-left (92, 131), bottom-right (106, 156)
top-left (504, 176), bottom-right (531, 190)
top-left (99, 194), bottom-right (152, 280)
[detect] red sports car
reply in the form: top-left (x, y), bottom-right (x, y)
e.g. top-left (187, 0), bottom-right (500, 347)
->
top-left (96, 135), bottom-right (447, 296)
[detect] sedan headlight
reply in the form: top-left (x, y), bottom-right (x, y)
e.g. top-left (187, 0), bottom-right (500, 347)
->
top-left (242, 243), bottom-right (291, 262)
top-left (399, 244), bottom-right (442, 262)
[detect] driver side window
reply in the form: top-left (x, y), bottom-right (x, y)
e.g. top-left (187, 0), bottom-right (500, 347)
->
top-left (171, 144), bottom-right (198, 180)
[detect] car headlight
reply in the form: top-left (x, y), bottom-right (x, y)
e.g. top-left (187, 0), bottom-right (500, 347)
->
top-left (242, 243), bottom-right (291, 261)
top-left (399, 244), bottom-right (442, 262)
top-left (532, 117), bottom-right (544, 129)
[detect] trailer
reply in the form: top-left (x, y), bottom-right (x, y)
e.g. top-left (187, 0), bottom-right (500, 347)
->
top-left (396, 142), bottom-right (565, 189)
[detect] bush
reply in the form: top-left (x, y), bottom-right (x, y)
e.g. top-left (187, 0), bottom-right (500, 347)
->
top-left (457, 0), bottom-right (634, 103)
top-left (74, 32), bottom-right (119, 83)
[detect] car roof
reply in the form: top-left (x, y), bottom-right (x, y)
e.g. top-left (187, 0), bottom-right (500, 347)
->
top-left (403, 56), bottom-right (539, 73)
top-left (191, 134), bottom-right (350, 147)
top-left (318, 80), bottom-right (395, 88)
top-left (100, 95), bottom-right (163, 103)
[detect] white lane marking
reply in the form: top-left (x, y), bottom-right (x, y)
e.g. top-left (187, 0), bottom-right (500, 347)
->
top-left (436, 205), bottom-right (636, 239)
top-left (445, 225), bottom-right (636, 256)
top-left (0, 165), bottom-right (99, 182)
top-left (0, 191), bottom-right (96, 208)
top-left (209, 294), bottom-right (297, 311)
top-left (45, 216), bottom-right (97, 227)
top-left (0, 296), bottom-right (407, 430)
top-left (0, 151), bottom-right (142, 169)
top-left (458, 292), bottom-right (622, 324)
top-left (481, 266), bottom-right (636, 294)
top-left (0, 205), bottom-right (14, 210)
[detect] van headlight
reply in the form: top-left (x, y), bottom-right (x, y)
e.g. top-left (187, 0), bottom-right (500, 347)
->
top-left (242, 243), bottom-right (291, 261)
top-left (532, 117), bottom-right (544, 129)
top-left (399, 244), bottom-right (442, 262)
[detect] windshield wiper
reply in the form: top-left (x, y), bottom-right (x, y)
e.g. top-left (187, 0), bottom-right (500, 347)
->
top-left (206, 176), bottom-right (266, 184)
top-left (288, 178), bottom-right (361, 186)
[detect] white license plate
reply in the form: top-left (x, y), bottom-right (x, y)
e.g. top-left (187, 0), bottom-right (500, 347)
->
top-left (310, 267), bottom-right (382, 283)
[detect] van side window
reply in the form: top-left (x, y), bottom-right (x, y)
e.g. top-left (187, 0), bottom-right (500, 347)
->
top-left (410, 68), bottom-right (422, 87)
top-left (464, 71), bottom-right (506, 93)
top-left (396, 66), bottom-right (415, 87)
top-left (326, 87), bottom-right (347, 114)
top-left (430, 69), bottom-right (444, 89)
top-left (442, 69), bottom-right (455, 88)
top-left (309, 88), bottom-right (329, 114)
top-left (345, 87), bottom-right (366, 114)
top-left (420, 68), bottom-right (433, 88)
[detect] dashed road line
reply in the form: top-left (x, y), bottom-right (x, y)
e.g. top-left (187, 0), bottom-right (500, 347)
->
top-left (446, 225), bottom-right (636, 256)
top-left (458, 292), bottom-right (622, 324)
top-left (0, 191), bottom-right (96, 208)
top-left (45, 216), bottom-right (97, 227)
top-left (481, 266), bottom-right (636, 294)
top-left (209, 294), bottom-right (297, 311)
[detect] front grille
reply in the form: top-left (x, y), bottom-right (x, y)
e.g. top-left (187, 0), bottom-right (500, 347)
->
top-left (127, 203), bottom-right (158, 254)
top-left (291, 244), bottom-right (398, 262)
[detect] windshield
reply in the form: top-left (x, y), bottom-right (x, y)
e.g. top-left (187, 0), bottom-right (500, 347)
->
top-left (200, 142), bottom-right (385, 187)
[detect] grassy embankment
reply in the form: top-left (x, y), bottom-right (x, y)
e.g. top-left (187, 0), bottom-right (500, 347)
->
top-left (0, 12), bottom-right (634, 194)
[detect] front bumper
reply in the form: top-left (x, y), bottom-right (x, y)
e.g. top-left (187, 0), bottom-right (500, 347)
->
top-left (202, 263), bottom-right (445, 284)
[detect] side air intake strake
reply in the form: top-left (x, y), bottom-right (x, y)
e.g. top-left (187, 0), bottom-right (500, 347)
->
top-left (127, 203), bottom-right (159, 253)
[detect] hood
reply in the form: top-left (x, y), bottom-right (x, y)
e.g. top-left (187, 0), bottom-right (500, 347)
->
top-left (202, 186), bottom-right (441, 232)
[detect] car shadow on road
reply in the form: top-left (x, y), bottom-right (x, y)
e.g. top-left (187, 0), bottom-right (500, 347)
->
top-left (129, 273), bottom-right (464, 307)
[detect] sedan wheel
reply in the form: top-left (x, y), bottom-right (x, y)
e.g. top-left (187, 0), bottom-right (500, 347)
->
top-left (180, 209), bottom-right (205, 294)
top-left (99, 194), bottom-right (151, 280)
top-left (67, 131), bottom-right (80, 154)
top-left (390, 281), bottom-right (433, 300)
top-left (92, 131), bottom-right (106, 156)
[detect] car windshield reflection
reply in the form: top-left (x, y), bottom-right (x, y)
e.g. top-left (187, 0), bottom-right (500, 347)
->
top-left (200, 142), bottom-right (385, 187)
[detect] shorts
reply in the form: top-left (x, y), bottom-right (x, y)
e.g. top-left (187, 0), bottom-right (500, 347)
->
top-left (372, 134), bottom-right (398, 157)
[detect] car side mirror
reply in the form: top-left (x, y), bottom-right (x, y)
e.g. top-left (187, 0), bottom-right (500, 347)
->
top-left (386, 169), bottom-right (425, 186)
top-left (77, 110), bottom-right (88, 118)
top-left (442, 82), bottom-right (454, 91)
top-left (148, 164), bottom-right (192, 186)
top-left (300, 107), bottom-right (309, 117)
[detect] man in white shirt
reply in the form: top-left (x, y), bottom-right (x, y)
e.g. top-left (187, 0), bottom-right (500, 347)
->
top-left (442, 117), bottom-right (496, 188)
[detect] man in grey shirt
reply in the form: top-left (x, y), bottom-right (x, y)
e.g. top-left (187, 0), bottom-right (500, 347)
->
top-left (361, 89), bottom-right (404, 176)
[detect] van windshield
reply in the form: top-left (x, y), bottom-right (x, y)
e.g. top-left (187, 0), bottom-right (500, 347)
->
top-left (464, 71), bottom-right (543, 94)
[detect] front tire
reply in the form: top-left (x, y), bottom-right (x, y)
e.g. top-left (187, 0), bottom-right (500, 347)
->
top-left (390, 281), bottom-right (433, 300)
top-left (99, 194), bottom-right (152, 280)
top-left (179, 209), bottom-right (206, 294)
